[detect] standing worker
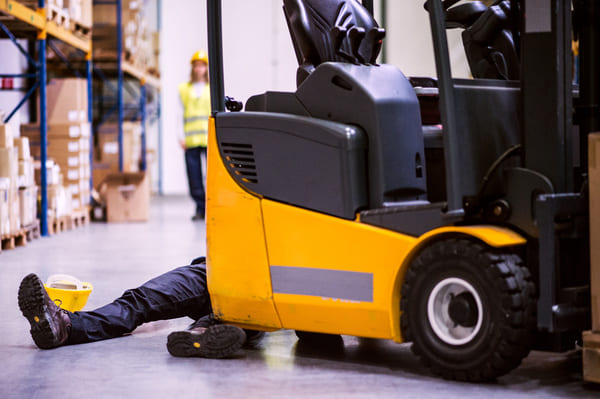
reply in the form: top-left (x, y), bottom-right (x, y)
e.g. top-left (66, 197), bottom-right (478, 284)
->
top-left (179, 50), bottom-right (211, 221)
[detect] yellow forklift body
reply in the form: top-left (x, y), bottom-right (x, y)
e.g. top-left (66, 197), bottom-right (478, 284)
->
top-left (262, 199), bottom-right (417, 339)
top-left (207, 117), bottom-right (527, 337)
top-left (206, 117), bottom-right (282, 330)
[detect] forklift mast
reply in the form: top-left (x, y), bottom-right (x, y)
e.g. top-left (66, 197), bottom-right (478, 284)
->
top-left (426, 0), bottom-right (597, 346)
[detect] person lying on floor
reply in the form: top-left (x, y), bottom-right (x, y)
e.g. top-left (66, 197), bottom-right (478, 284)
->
top-left (17, 257), bottom-right (264, 358)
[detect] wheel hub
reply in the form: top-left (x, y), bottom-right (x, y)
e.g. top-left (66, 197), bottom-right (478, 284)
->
top-left (448, 292), bottom-right (478, 327)
top-left (427, 277), bottom-right (484, 346)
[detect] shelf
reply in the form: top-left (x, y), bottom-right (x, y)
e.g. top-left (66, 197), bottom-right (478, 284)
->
top-left (0, 0), bottom-right (45, 30)
top-left (122, 61), bottom-right (160, 89)
top-left (0, 0), bottom-right (91, 53)
top-left (46, 20), bottom-right (91, 53)
top-left (91, 58), bottom-right (161, 89)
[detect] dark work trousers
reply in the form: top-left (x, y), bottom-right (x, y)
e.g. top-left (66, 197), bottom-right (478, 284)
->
top-left (67, 261), bottom-right (211, 345)
top-left (184, 146), bottom-right (207, 215)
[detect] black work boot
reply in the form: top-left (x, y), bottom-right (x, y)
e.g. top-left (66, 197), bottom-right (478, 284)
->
top-left (167, 315), bottom-right (246, 358)
top-left (243, 329), bottom-right (266, 348)
top-left (18, 273), bottom-right (72, 349)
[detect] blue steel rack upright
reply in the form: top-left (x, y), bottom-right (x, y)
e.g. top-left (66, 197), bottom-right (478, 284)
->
top-left (92, 0), bottom-right (159, 180)
top-left (0, 0), bottom-right (93, 237)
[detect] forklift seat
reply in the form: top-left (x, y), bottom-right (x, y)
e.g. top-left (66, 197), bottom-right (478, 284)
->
top-left (462, 1), bottom-right (519, 80)
top-left (283, 0), bottom-right (385, 86)
top-left (426, 0), bottom-right (519, 80)
top-left (445, 1), bottom-right (488, 29)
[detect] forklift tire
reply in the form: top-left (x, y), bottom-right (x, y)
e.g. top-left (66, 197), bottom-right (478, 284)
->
top-left (400, 238), bottom-right (536, 382)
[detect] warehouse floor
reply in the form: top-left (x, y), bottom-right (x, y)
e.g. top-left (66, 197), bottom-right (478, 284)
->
top-left (1, 196), bottom-right (599, 398)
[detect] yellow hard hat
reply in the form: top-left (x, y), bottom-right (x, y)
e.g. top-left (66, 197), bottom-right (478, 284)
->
top-left (191, 50), bottom-right (208, 64)
top-left (44, 274), bottom-right (93, 312)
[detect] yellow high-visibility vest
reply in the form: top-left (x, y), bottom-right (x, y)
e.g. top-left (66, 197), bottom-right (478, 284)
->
top-left (178, 82), bottom-right (211, 148)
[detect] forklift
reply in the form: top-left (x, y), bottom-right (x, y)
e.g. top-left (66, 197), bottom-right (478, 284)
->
top-left (204, 0), bottom-right (600, 382)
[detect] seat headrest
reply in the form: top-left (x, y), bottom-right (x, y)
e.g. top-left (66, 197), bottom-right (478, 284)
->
top-left (283, 0), bottom-right (384, 85)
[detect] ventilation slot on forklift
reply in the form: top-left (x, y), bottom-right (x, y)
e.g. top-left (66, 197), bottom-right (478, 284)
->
top-left (222, 143), bottom-right (258, 184)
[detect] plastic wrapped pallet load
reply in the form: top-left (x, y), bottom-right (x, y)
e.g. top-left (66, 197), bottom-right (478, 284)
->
top-left (0, 177), bottom-right (10, 236)
top-left (19, 186), bottom-right (38, 228)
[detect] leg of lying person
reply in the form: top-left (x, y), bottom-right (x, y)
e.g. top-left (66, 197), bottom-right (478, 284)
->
top-left (17, 258), bottom-right (231, 351)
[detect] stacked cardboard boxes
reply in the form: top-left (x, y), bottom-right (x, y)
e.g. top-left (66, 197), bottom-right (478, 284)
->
top-left (0, 123), bottom-right (20, 235)
top-left (93, 121), bottom-right (141, 189)
top-left (65, 0), bottom-right (93, 28)
top-left (23, 78), bottom-right (91, 213)
top-left (21, 123), bottom-right (92, 212)
top-left (0, 124), bottom-right (13, 235)
top-left (33, 160), bottom-right (72, 220)
top-left (14, 137), bottom-right (38, 228)
top-left (20, 0), bottom-right (92, 30)
top-left (93, 0), bottom-right (153, 70)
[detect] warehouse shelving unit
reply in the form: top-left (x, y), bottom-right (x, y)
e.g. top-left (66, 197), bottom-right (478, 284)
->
top-left (92, 0), bottom-right (160, 174)
top-left (0, 0), bottom-right (93, 237)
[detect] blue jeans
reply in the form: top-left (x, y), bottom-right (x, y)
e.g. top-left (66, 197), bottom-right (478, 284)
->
top-left (67, 259), bottom-right (211, 344)
top-left (184, 146), bottom-right (206, 215)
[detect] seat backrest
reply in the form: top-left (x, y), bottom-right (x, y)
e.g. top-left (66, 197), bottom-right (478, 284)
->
top-left (283, 0), bottom-right (383, 85)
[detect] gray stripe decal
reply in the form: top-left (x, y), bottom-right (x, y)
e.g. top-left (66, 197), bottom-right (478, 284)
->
top-left (184, 116), bottom-right (209, 123)
top-left (184, 129), bottom-right (207, 137)
top-left (270, 266), bottom-right (373, 302)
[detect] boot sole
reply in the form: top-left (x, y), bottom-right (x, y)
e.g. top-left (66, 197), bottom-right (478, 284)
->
top-left (167, 324), bottom-right (246, 358)
top-left (18, 274), bottom-right (56, 349)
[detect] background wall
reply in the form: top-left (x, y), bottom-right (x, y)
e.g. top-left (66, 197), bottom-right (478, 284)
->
top-left (159, 0), bottom-right (297, 195)
top-left (385, 0), bottom-right (470, 78)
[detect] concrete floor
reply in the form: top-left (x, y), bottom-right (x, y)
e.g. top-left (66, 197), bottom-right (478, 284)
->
top-left (1, 195), bottom-right (599, 399)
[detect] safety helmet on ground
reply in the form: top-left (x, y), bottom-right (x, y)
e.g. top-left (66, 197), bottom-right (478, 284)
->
top-left (191, 50), bottom-right (208, 64)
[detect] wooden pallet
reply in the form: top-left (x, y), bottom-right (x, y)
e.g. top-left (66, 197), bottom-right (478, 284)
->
top-left (47, 4), bottom-right (71, 30)
top-left (1, 229), bottom-right (27, 251)
top-left (24, 219), bottom-right (41, 242)
top-left (67, 208), bottom-right (90, 230)
top-left (48, 215), bottom-right (68, 235)
top-left (71, 21), bottom-right (91, 39)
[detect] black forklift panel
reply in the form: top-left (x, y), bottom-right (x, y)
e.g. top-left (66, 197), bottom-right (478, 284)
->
top-left (296, 62), bottom-right (427, 207)
top-left (215, 112), bottom-right (368, 219)
top-left (451, 78), bottom-right (521, 201)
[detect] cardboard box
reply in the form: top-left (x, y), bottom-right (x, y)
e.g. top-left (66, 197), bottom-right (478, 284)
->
top-left (95, 122), bottom-right (141, 172)
top-left (99, 172), bottom-right (149, 222)
top-left (92, 162), bottom-right (118, 190)
top-left (584, 134), bottom-right (600, 383)
top-left (40, 79), bottom-right (88, 124)
top-left (0, 124), bottom-right (14, 148)
top-left (50, 152), bottom-right (81, 169)
top-left (29, 137), bottom-right (83, 159)
top-left (64, 168), bottom-right (81, 182)
top-left (0, 147), bottom-right (17, 180)
top-left (21, 123), bottom-right (90, 140)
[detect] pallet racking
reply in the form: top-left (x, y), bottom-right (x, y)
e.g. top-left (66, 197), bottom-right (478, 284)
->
top-left (0, 0), bottom-right (160, 238)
